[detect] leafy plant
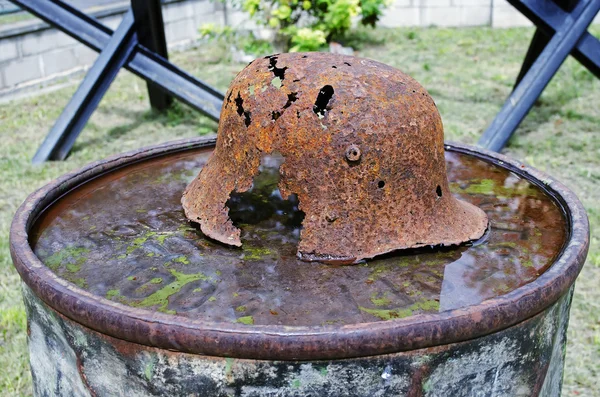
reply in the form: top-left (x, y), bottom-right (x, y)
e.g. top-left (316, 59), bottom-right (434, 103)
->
top-left (199, 23), bottom-right (274, 59)
top-left (232, 0), bottom-right (390, 51)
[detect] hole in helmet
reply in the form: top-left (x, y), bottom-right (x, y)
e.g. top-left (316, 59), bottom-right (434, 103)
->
top-left (378, 180), bottom-right (385, 189)
top-left (345, 145), bottom-right (361, 162)
top-left (268, 56), bottom-right (288, 80)
top-left (243, 111), bottom-right (252, 127)
top-left (271, 111), bottom-right (280, 121)
top-left (234, 92), bottom-right (252, 127)
top-left (313, 85), bottom-right (334, 118)
top-left (283, 92), bottom-right (298, 109)
top-left (436, 185), bottom-right (442, 198)
top-left (227, 152), bottom-right (305, 231)
top-left (344, 62), bottom-right (351, 66)
top-left (235, 92), bottom-right (244, 116)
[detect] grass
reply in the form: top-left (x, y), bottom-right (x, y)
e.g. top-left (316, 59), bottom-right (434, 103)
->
top-left (0, 25), bottom-right (599, 395)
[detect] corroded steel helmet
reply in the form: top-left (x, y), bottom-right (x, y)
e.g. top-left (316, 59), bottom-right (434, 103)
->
top-left (182, 52), bottom-right (488, 263)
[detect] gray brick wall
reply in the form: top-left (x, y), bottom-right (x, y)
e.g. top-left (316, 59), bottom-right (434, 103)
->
top-left (0, 0), bottom-right (228, 97)
top-left (378, 0), bottom-right (536, 28)
top-left (0, 36), bottom-right (18, 63)
top-left (2, 55), bottom-right (42, 87)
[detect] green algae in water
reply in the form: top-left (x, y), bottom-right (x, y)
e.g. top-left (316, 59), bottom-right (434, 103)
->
top-left (174, 256), bottom-right (190, 265)
top-left (242, 246), bottom-right (273, 260)
top-left (66, 262), bottom-right (82, 273)
top-left (121, 229), bottom-right (178, 257)
top-left (133, 269), bottom-right (208, 312)
top-left (522, 259), bottom-right (534, 268)
top-left (370, 292), bottom-right (392, 307)
top-left (360, 300), bottom-right (441, 321)
top-left (67, 277), bottom-right (88, 289)
top-left (237, 316), bottom-right (254, 325)
top-left (156, 234), bottom-right (169, 245)
top-left (44, 246), bottom-right (89, 271)
top-left (106, 269), bottom-right (208, 314)
top-left (451, 178), bottom-right (541, 198)
top-left (459, 179), bottom-right (495, 195)
top-left (126, 231), bottom-right (156, 254)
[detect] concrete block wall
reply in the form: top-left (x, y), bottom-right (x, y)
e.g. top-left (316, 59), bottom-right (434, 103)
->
top-left (163, 0), bottom-right (224, 48)
top-left (379, 0), bottom-right (600, 28)
top-left (0, 0), bottom-right (223, 96)
top-left (0, 12), bottom-right (122, 95)
top-left (379, 0), bottom-right (534, 28)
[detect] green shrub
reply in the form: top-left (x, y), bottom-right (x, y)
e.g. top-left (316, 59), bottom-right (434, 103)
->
top-left (199, 24), bottom-right (274, 58)
top-left (230, 0), bottom-right (390, 51)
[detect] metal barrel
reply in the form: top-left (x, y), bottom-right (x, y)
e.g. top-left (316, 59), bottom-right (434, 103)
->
top-left (10, 138), bottom-right (589, 396)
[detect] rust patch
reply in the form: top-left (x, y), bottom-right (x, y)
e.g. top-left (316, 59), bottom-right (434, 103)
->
top-left (76, 355), bottom-right (98, 397)
top-left (182, 53), bottom-right (488, 263)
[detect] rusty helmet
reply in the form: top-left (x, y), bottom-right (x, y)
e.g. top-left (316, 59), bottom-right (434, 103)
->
top-left (182, 52), bottom-right (488, 264)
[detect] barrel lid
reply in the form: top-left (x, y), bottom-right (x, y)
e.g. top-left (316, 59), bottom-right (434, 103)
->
top-left (10, 137), bottom-right (589, 360)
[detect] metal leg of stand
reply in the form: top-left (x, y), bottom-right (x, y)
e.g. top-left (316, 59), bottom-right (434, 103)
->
top-left (131, 0), bottom-right (173, 111)
top-left (32, 11), bottom-right (137, 163)
top-left (478, 0), bottom-right (600, 152)
top-left (514, 29), bottom-right (551, 88)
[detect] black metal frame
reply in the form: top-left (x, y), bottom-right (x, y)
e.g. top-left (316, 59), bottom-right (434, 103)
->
top-left (9, 0), bottom-right (224, 163)
top-left (478, 0), bottom-right (600, 152)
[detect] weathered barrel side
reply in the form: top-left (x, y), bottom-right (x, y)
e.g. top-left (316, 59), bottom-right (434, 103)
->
top-left (24, 283), bottom-right (573, 397)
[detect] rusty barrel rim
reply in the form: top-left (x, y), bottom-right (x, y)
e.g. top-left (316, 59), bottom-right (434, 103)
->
top-left (10, 137), bottom-right (589, 361)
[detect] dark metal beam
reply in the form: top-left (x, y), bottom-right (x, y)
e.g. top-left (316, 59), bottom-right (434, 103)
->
top-left (32, 10), bottom-right (137, 163)
top-left (510, 0), bottom-right (600, 79)
top-left (10, 0), bottom-right (224, 121)
top-left (131, 0), bottom-right (172, 111)
top-left (478, 0), bottom-right (600, 152)
top-left (514, 29), bottom-right (550, 88)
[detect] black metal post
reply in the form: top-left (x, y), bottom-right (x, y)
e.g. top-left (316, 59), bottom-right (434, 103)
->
top-left (32, 11), bottom-right (137, 163)
top-left (478, 0), bottom-right (600, 152)
top-left (131, 0), bottom-right (173, 111)
top-left (513, 29), bottom-right (550, 88)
